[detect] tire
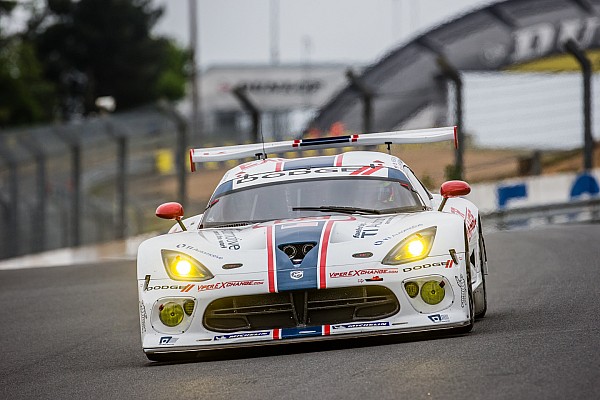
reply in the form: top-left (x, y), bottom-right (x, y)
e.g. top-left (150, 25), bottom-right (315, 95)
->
top-left (473, 217), bottom-right (488, 319)
top-left (453, 227), bottom-right (474, 334)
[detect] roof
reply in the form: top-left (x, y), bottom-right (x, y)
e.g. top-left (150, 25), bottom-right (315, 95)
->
top-left (216, 151), bottom-right (408, 188)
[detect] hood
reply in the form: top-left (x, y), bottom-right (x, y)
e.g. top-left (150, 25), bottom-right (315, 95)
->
top-left (141, 213), bottom-right (433, 290)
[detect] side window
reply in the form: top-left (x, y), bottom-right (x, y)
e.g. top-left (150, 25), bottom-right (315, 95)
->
top-left (403, 166), bottom-right (432, 206)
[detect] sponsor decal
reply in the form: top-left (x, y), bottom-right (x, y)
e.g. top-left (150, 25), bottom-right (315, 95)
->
top-left (197, 280), bottom-right (264, 291)
top-left (290, 270), bottom-right (303, 280)
top-left (374, 224), bottom-right (424, 245)
top-left (159, 336), bottom-right (179, 345)
top-left (349, 165), bottom-right (384, 176)
top-left (510, 18), bottom-right (600, 64)
top-left (234, 79), bottom-right (322, 94)
top-left (402, 261), bottom-right (451, 273)
top-left (180, 284), bottom-right (195, 293)
top-left (176, 243), bottom-right (223, 260)
top-left (214, 230), bottom-right (241, 250)
top-left (445, 259), bottom-right (454, 269)
top-left (332, 322), bottom-right (391, 330)
top-left (329, 268), bottom-right (398, 278)
top-left (235, 158), bottom-right (284, 173)
top-left (466, 209), bottom-right (477, 240)
top-left (214, 331), bottom-right (270, 341)
top-left (428, 314), bottom-right (450, 323)
top-left (366, 276), bottom-right (383, 282)
top-left (450, 207), bottom-right (477, 240)
top-left (455, 274), bottom-right (467, 308)
top-left (235, 167), bottom-right (364, 185)
top-left (139, 302), bottom-right (147, 334)
top-left (145, 284), bottom-right (190, 291)
top-left (353, 218), bottom-right (386, 238)
top-left (450, 207), bottom-right (465, 219)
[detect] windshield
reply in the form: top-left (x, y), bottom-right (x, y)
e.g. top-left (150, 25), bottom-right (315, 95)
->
top-left (202, 177), bottom-right (422, 228)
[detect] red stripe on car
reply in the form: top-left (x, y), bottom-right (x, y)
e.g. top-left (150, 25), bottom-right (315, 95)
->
top-left (318, 220), bottom-right (335, 289)
top-left (267, 225), bottom-right (276, 292)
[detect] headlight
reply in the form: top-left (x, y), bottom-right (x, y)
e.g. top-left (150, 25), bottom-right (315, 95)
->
top-left (382, 227), bottom-right (437, 265)
top-left (161, 250), bottom-right (214, 281)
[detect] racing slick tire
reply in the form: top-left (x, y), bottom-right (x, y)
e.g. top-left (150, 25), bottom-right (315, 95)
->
top-left (473, 218), bottom-right (487, 319)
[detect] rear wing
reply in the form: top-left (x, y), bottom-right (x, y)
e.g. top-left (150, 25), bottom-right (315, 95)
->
top-left (189, 126), bottom-right (457, 171)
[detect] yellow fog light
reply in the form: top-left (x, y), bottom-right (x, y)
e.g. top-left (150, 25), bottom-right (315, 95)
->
top-left (404, 281), bottom-right (419, 298)
top-left (420, 280), bottom-right (445, 305)
top-left (159, 302), bottom-right (184, 327)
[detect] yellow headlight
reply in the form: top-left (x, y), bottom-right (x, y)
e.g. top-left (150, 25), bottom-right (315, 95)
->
top-left (406, 239), bottom-right (425, 257)
top-left (174, 258), bottom-right (192, 276)
top-left (161, 250), bottom-right (214, 281)
top-left (382, 227), bottom-right (437, 265)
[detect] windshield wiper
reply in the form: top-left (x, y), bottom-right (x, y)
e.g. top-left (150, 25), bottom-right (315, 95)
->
top-left (378, 205), bottom-right (427, 214)
top-left (292, 206), bottom-right (382, 215)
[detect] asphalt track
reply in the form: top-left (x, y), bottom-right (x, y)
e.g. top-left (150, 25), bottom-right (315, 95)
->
top-left (1, 224), bottom-right (599, 400)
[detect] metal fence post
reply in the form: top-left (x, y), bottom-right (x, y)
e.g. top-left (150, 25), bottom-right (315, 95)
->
top-left (346, 69), bottom-right (374, 133)
top-left (19, 135), bottom-right (48, 253)
top-left (52, 128), bottom-right (81, 247)
top-left (437, 57), bottom-right (464, 180)
top-left (105, 120), bottom-right (128, 240)
top-left (157, 103), bottom-right (188, 208)
top-left (564, 39), bottom-right (594, 171)
top-left (232, 86), bottom-right (261, 143)
top-left (0, 141), bottom-right (19, 257)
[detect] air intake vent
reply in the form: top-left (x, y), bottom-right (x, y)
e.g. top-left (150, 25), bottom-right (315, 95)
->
top-left (278, 242), bottom-right (316, 264)
top-left (203, 285), bottom-right (399, 333)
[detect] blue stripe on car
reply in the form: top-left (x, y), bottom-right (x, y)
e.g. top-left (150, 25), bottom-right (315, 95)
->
top-left (280, 326), bottom-right (323, 339)
top-left (282, 156), bottom-right (336, 171)
top-left (274, 221), bottom-right (325, 291)
top-left (211, 180), bottom-right (234, 199)
top-left (387, 168), bottom-right (411, 186)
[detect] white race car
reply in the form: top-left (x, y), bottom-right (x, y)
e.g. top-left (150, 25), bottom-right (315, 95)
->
top-left (137, 127), bottom-right (488, 361)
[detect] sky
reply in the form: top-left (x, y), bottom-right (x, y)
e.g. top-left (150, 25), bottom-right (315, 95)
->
top-left (153, 0), bottom-right (494, 68)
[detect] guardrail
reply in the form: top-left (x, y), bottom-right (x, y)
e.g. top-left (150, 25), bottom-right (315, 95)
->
top-left (482, 198), bottom-right (600, 233)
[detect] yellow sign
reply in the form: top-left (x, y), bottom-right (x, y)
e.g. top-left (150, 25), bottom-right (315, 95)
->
top-left (506, 50), bottom-right (600, 72)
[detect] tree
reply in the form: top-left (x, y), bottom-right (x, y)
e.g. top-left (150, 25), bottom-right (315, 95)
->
top-left (0, 2), bottom-right (56, 127)
top-left (32, 0), bottom-right (188, 119)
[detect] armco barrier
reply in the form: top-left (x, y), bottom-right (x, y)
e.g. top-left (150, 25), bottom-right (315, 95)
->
top-left (467, 168), bottom-right (600, 214)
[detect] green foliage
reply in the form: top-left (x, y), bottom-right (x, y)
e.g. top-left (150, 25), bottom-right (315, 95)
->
top-left (0, 38), bottom-right (56, 126)
top-left (420, 174), bottom-right (435, 190)
top-left (444, 164), bottom-right (462, 181)
top-left (32, 0), bottom-right (188, 117)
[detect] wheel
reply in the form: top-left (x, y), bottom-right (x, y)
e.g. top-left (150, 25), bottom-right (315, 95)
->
top-left (453, 227), bottom-right (474, 334)
top-left (473, 217), bottom-right (488, 319)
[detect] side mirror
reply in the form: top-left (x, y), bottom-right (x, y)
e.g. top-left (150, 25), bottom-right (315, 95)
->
top-left (156, 202), bottom-right (186, 231)
top-left (438, 180), bottom-right (471, 211)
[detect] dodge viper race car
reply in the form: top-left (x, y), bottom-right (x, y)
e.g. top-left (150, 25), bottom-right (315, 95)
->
top-left (137, 126), bottom-right (488, 361)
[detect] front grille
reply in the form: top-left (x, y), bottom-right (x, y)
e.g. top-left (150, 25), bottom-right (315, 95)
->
top-left (203, 286), bottom-right (399, 332)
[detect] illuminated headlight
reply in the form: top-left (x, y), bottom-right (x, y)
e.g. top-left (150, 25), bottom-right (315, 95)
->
top-left (161, 250), bottom-right (214, 281)
top-left (382, 227), bottom-right (437, 265)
